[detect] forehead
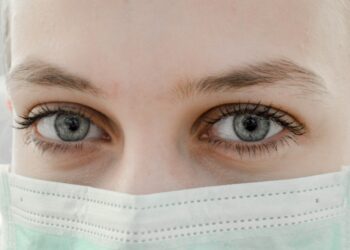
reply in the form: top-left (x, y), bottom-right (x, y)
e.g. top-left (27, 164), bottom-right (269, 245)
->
top-left (9, 0), bottom-right (344, 96)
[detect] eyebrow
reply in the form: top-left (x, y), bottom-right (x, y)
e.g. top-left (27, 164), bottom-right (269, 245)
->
top-left (172, 58), bottom-right (329, 100)
top-left (8, 60), bottom-right (101, 95)
top-left (8, 58), bottom-right (328, 100)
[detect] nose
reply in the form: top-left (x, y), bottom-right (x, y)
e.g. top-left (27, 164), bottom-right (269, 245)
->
top-left (100, 90), bottom-right (208, 194)
top-left (105, 124), bottom-right (199, 194)
top-left (109, 134), bottom-right (200, 194)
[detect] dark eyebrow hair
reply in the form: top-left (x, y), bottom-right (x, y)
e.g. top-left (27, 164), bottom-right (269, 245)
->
top-left (8, 58), bottom-right (328, 101)
top-left (7, 59), bottom-right (101, 95)
top-left (172, 58), bottom-right (329, 100)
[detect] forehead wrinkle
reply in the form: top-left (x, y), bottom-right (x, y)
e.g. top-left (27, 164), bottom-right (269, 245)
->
top-left (172, 58), bottom-right (329, 101)
top-left (7, 59), bottom-right (103, 96)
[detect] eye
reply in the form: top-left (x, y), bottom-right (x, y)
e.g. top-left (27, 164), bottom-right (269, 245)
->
top-left (196, 102), bottom-right (306, 159)
top-left (213, 114), bottom-right (283, 142)
top-left (37, 112), bottom-right (103, 142)
top-left (14, 103), bottom-right (111, 153)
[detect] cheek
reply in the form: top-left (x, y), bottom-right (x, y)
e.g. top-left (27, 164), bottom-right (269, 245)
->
top-left (295, 113), bottom-right (348, 173)
top-left (11, 128), bottom-right (111, 180)
top-left (12, 129), bottom-right (41, 175)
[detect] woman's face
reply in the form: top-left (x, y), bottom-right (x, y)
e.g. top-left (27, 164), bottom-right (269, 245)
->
top-left (6, 0), bottom-right (350, 194)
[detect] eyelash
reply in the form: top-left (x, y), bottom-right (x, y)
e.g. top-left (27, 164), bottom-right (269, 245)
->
top-left (197, 101), bottom-right (306, 159)
top-left (14, 104), bottom-right (98, 154)
top-left (14, 101), bottom-right (306, 157)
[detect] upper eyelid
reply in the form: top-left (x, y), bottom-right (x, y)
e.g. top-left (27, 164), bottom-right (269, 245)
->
top-left (199, 102), bottom-right (293, 123)
top-left (194, 102), bottom-right (307, 136)
top-left (18, 103), bottom-right (117, 135)
top-left (25, 105), bottom-right (93, 125)
top-left (47, 105), bottom-right (106, 127)
top-left (19, 101), bottom-right (306, 136)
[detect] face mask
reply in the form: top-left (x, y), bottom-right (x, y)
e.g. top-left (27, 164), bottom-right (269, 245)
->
top-left (0, 164), bottom-right (349, 250)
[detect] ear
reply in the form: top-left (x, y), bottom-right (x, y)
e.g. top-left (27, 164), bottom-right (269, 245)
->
top-left (5, 98), bottom-right (12, 112)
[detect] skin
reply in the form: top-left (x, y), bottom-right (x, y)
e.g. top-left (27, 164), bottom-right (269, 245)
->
top-left (5, 0), bottom-right (350, 194)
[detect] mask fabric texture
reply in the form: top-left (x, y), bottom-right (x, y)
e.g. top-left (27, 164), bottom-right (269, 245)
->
top-left (0, 164), bottom-right (349, 250)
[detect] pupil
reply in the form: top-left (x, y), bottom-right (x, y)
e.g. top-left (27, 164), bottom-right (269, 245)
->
top-left (64, 116), bottom-right (80, 132)
top-left (233, 114), bottom-right (270, 142)
top-left (243, 116), bottom-right (258, 132)
top-left (55, 113), bottom-right (90, 142)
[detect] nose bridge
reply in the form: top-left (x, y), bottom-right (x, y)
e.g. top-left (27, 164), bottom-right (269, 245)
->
top-left (114, 133), bottom-right (190, 194)
top-left (111, 102), bottom-right (195, 194)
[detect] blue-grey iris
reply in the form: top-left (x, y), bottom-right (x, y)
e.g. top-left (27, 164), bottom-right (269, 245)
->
top-left (54, 113), bottom-right (90, 141)
top-left (233, 114), bottom-right (270, 142)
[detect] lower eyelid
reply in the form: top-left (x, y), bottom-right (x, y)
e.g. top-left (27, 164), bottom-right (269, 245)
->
top-left (208, 137), bottom-right (297, 161)
top-left (33, 128), bottom-right (111, 145)
top-left (198, 127), bottom-right (299, 160)
top-left (23, 120), bottom-right (111, 155)
top-left (25, 132), bottom-right (106, 155)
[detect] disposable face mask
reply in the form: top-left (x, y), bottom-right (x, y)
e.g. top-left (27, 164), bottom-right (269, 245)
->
top-left (0, 164), bottom-right (349, 250)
